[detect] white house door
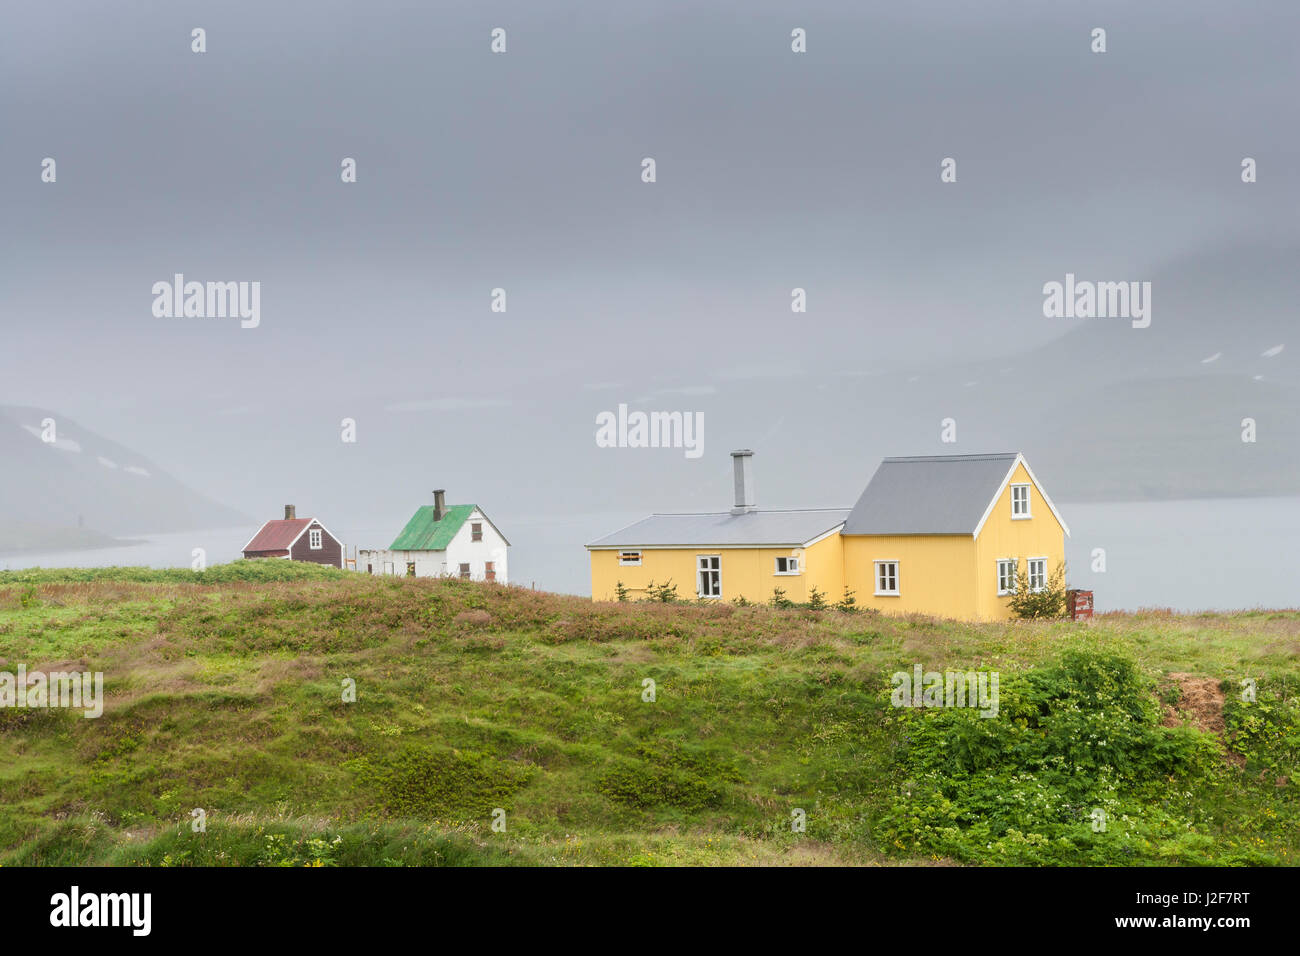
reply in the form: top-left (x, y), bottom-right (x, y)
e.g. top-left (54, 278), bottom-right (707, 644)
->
top-left (697, 555), bottom-right (721, 598)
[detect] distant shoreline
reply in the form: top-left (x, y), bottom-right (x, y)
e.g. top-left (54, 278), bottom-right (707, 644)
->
top-left (0, 525), bottom-right (143, 557)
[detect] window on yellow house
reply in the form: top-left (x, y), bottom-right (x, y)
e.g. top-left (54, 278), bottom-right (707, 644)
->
top-left (1027, 557), bottom-right (1047, 592)
top-left (774, 556), bottom-right (799, 575)
top-left (1011, 483), bottom-right (1031, 518)
top-left (697, 555), bottom-right (721, 598)
top-left (618, 551), bottom-right (642, 566)
top-left (874, 560), bottom-right (899, 596)
top-left (997, 559), bottom-right (1018, 595)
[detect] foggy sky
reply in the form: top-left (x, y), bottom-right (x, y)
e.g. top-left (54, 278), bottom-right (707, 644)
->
top-left (2, 0), bottom-right (1298, 591)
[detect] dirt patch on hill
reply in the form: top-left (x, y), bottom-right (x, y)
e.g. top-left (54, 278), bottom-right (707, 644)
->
top-left (1160, 672), bottom-right (1226, 734)
top-left (1159, 672), bottom-right (1248, 768)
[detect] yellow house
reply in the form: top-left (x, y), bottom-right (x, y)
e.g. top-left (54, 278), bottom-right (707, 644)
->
top-left (587, 450), bottom-right (1069, 621)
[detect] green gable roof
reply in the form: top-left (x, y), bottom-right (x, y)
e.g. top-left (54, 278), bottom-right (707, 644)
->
top-left (389, 504), bottom-right (476, 551)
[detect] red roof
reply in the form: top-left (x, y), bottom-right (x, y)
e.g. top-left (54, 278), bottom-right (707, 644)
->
top-left (243, 518), bottom-right (313, 553)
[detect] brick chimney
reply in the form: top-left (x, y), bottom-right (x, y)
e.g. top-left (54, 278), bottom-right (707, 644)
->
top-left (284, 504), bottom-right (296, 520)
top-left (433, 489), bottom-right (447, 521)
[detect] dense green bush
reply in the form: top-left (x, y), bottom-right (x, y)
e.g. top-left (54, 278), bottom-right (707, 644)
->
top-left (1006, 562), bottom-right (1067, 620)
top-left (598, 741), bottom-right (739, 811)
top-left (878, 651), bottom-right (1239, 864)
top-left (1223, 675), bottom-right (1300, 779)
top-left (346, 745), bottom-right (535, 818)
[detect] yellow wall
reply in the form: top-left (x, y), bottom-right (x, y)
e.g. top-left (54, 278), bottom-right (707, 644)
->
top-left (841, 534), bottom-right (979, 618)
top-left (971, 462), bottom-right (1067, 620)
top-left (801, 532), bottom-right (844, 603)
top-left (589, 535), bottom-right (841, 604)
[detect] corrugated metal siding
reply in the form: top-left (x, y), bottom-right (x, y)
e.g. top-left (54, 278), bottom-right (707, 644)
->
top-left (389, 504), bottom-right (474, 550)
top-left (243, 518), bottom-right (312, 552)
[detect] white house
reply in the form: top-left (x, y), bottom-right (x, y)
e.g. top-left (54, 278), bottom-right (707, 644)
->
top-left (358, 489), bottom-right (509, 582)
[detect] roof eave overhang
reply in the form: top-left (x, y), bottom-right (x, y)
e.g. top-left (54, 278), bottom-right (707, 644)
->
top-left (587, 522), bottom-right (846, 551)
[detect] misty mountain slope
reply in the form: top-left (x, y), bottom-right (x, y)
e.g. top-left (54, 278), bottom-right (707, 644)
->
top-left (935, 241), bottom-right (1300, 499)
top-left (761, 239), bottom-right (1300, 503)
top-left (1019, 240), bottom-right (1298, 382)
top-left (1023, 375), bottom-right (1298, 501)
top-left (727, 374), bottom-right (1300, 507)
top-left (0, 405), bottom-right (249, 539)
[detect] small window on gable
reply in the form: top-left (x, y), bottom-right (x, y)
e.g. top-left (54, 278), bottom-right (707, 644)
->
top-left (618, 551), bottom-right (642, 566)
top-left (472, 522), bottom-right (483, 542)
top-left (774, 556), bottom-right (799, 575)
top-left (1011, 484), bottom-right (1031, 518)
top-left (309, 528), bottom-right (323, 550)
top-left (997, 559), bottom-right (1018, 596)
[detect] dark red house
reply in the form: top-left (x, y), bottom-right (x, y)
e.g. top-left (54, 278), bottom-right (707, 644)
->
top-left (241, 504), bottom-right (343, 568)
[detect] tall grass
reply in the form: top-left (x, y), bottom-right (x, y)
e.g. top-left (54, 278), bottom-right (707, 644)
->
top-left (0, 567), bottom-right (1295, 866)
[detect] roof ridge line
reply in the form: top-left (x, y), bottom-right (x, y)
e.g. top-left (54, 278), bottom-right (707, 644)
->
top-left (881, 452), bottom-right (1018, 461)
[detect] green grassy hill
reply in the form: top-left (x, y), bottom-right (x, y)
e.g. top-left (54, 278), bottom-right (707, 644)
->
top-left (0, 563), bottom-right (1295, 866)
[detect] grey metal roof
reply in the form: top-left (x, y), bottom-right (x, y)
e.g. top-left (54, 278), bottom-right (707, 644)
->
top-left (842, 453), bottom-right (1019, 535)
top-left (587, 509), bottom-right (850, 548)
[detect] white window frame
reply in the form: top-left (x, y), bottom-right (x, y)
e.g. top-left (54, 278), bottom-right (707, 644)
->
top-left (874, 560), bottom-right (900, 596)
top-left (1027, 557), bottom-right (1047, 593)
top-left (996, 558), bottom-right (1018, 596)
top-left (618, 551), bottom-right (642, 566)
top-left (697, 554), bottom-right (721, 599)
top-left (309, 528), bottom-right (323, 550)
top-left (774, 556), bottom-right (800, 576)
top-left (1010, 483), bottom-right (1032, 519)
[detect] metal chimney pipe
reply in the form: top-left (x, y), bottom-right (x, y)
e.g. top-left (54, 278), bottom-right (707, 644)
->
top-left (433, 489), bottom-right (447, 521)
top-left (730, 450), bottom-right (755, 514)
